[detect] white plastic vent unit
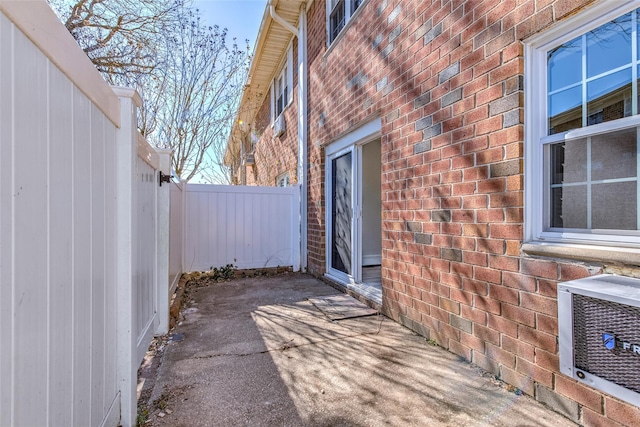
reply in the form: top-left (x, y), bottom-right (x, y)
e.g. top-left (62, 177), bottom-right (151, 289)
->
top-left (274, 114), bottom-right (286, 137)
top-left (558, 274), bottom-right (640, 407)
top-left (244, 153), bottom-right (255, 166)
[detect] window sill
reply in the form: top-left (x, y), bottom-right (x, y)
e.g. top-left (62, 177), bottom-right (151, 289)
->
top-left (522, 241), bottom-right (640, 267)
top-left (271, 104), bottom-right (292, 128)
top-left (324, 0), bottom-right (370, 58)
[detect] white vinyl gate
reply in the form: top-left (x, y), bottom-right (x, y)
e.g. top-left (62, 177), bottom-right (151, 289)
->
top-left (134, 135), bottom-right (160, 364)
top-left (1, 6), bottom-right (170, 427)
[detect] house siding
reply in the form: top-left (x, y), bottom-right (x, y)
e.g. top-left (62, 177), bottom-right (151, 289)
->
top-left (303, 0), bottom-right (640, 425)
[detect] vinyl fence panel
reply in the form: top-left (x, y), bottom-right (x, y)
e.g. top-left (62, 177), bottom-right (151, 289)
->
top-left (184, 185), bottom-right (301, 271)
top-left (1, 5), bottom-right (169, 427)
top-left (169, 180), bottom-right (185, 293)
top-left (0, 7), bottom-right (120, 427)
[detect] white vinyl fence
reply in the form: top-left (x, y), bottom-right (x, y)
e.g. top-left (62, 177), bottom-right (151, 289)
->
top-left (169, 180), bottom-right (185, 293)
top-left (183, 184), bottom-right (301, 271)
top-left (0, 4), bottom-right (169, 427)
top-left (2, 4), bottom-right (301, 427)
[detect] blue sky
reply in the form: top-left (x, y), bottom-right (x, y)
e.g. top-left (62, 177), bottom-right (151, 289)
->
top-left (193, 0), bottom-right (267, 53)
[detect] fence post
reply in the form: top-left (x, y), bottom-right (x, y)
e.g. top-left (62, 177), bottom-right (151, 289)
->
top-left (113, 87), bottom-right (142, 427)
top-left (181, 179), bottom-right (188, 274)
top-left (156, 149), bottom-right (172, 335)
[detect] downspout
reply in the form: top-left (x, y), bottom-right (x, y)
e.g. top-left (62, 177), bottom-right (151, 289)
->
top-left (269, 1), bottom-right (308, 272)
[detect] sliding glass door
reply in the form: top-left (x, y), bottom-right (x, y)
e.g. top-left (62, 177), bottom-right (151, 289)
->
top-left (331, 151), bottom-right (353, 275)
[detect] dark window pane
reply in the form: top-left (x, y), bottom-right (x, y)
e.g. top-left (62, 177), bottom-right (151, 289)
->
top-left (592, 181), bottom-right (637, 230)
top-left (548, 35), bottom-right (582, 92)
top-left (591, 127), bottom-right (637, 181)
top-left (551, 185), bottom-right (588, 229)
top-left (587, 69), bottom-right (632, 125)
top-left (587, 12), bottom-right (632, 78)
top-left (330, 1), bottom-right (345, 42)
top-left (353, 0), bottom-right (363, 11)
top-left (549, 86), bottom-right (582, 134)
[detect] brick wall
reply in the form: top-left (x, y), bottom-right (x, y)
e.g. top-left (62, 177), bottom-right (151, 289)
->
top-left (305, 0), bottom-right (640, 425)
top-left (247, 39), bottom-right (300, 186)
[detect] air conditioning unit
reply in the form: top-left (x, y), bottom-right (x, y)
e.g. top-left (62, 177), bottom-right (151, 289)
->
top-left (274, 115), bottom-right (285, 137)
top-left (558, 274), bottom-right (640, 406)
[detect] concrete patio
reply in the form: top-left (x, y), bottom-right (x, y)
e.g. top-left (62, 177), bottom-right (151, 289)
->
top-left (139, 273), bottom-right (576, 426)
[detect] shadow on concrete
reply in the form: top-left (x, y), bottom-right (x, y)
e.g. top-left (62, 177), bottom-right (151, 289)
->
top-left (143, 273), bottom-right (574, 427)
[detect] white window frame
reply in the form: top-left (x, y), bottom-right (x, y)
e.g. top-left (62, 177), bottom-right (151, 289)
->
top-left (276, 172), bottom-right (290, 187)
top-left (326, 0), bottom-right (366, 46)
top-left (271, 44), bottom-right (294, 124)
top-left (524, 0), bottom-right (640, 250)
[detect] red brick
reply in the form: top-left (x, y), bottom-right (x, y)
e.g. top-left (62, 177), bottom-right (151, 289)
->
top-left (449, 339), bottom-right (472, 361)
top-left (502, 271), bottom-right (536, 292)
top-left (490, 224), bottom-right (522, 239)
top-left (462, 278), bottom-right (489, 296)
top-left (463, 223), bottom-right (488, 237)
top-left (605, 397), bottom-right (640, 427)
top-left (439, 321), bottom-right (462, 342)
top-left (515, 356), bottom-right (553, 388)
top-left (461, 304), bottom-right (488, 325)
top-left (502, 335), bottom-right (534, 361)
top-left (536, 313), bottom-right (558, 335)
top-left (489, 255), bottom-right (519, 273)
top-left (499, 366), bottom-right (534, 396)
top-left (475, 323), bottom-right (501, 346)
top-left (537, 279), bottom-right (558, 298)
top-left (460, 331), bottom-right (486, 353)
top-left (489, 192), bottom-right (522, 208)
top-left (489, 284), bottom-right (519, 305)
top-left (475, 266), bottom-right (502, 284)
top-left (502, 303), bottom-right (535, 327)
top-left (518, 325), bottom-right (557, 353)
top-left (440, 297), bottom-right (461, 315)
top-left (487, 313), bottom-right (518, 338)
top-left (555, 375), bottom-right (603, 413)
top-left (521, 258), bottom-right (558, 280)
top-left (476, 116), bottom-right (503, 135)
top-left (582, 407), bottom-right (624, 427)
top-left (559, 262), bottom-right (601, 281)
top-left (534, 348), bottom-right (559, 372)
top-left (477, 238), bottom-right (505, 254)
top-left (473, 351), bottom-right (500, 376)
top-left (519, 292), bottom-right (557, 317)
top-left (476, 208), bottom-right (505, 222)
top-left (485, 343), bottom-right (516, 368)
top-left (451, 287), bottom-right (473, 306)
top-left (462, 251), bottom-right (488, 266)
top-left (474, 294), bottom-right (501, 314)
top-left (478, 178), bottom-right (505, 194)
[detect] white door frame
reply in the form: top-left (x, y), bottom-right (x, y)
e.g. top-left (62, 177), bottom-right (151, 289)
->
top-left (325, 118), bottom-right (381, 285)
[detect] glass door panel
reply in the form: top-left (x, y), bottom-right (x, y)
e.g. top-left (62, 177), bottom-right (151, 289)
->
top-left (331, 151), bottom-right (352, 275)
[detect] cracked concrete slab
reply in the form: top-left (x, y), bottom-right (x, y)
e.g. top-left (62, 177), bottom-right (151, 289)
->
top-left (142, 273), bottom-right (576, 426)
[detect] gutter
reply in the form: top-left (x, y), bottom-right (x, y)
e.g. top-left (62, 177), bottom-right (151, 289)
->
top-left (269, 1), bottom-right (309, 272)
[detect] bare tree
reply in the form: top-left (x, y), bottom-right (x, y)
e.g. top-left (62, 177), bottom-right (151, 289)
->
top-left (50, 0), bottom-right (250, 183)
top-left (49, 0), bottom-right (183, 81)
top-left (149, 8), bottom-right (249, 182)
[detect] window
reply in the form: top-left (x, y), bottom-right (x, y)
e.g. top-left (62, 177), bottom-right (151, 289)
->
top-left (525, 1), bottom-right (640, 248)
top-left (276, 173), bottom-right (290, 187)
top-left (271, 45), bottom-right (293, 122)
top-left (327, 0), bottom-right (364, 45)
top-left (275, 64), bottom-right (288, 117)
